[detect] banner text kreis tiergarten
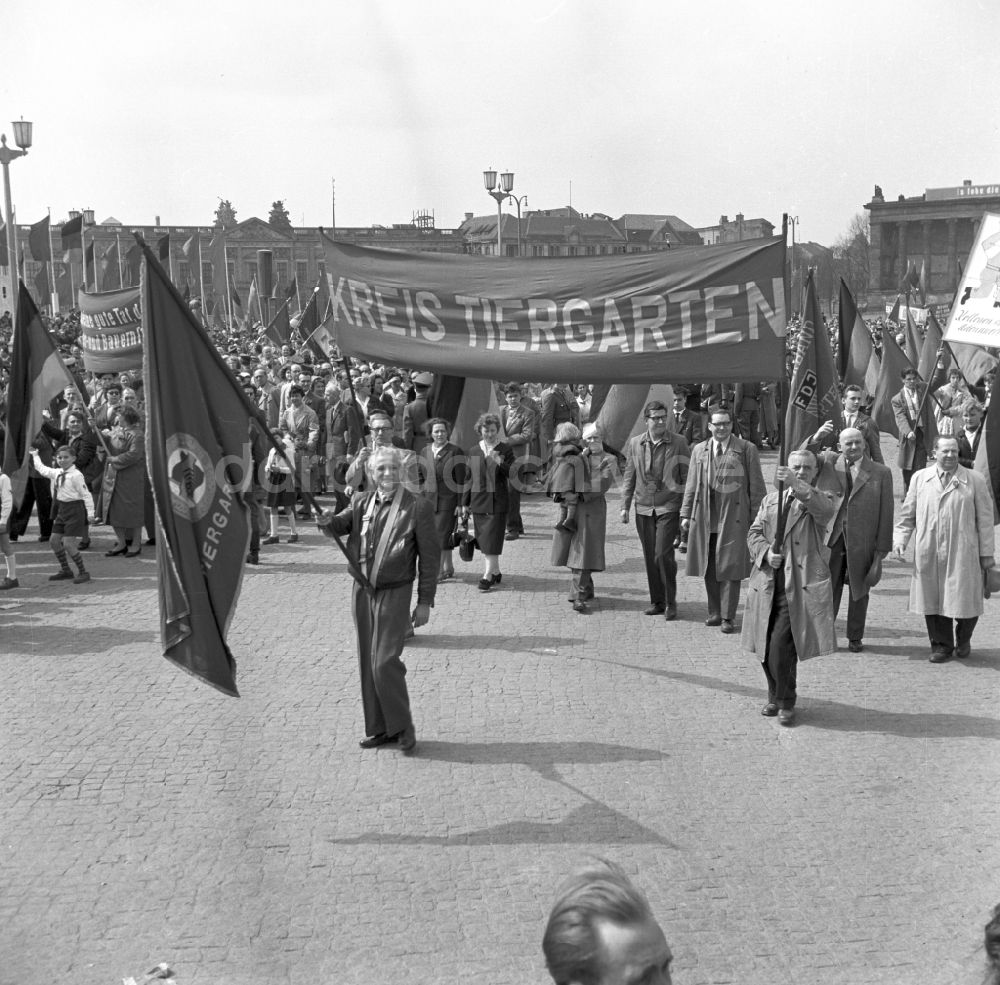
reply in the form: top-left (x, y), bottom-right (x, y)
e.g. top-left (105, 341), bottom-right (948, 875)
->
top-left (322, 233), bottom-right (788, 383)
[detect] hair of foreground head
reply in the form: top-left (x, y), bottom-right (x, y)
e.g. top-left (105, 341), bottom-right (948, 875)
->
top-left (542, 859), bottom-right (653, 985)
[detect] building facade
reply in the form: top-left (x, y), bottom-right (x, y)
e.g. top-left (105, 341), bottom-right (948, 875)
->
top-left (864, 180), bottom-right (1000, 310)
top-left (696, 213), bottom-right (775, 246)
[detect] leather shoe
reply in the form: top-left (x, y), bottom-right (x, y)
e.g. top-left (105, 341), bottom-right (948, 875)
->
top-left (664, 603), bottom-right (677, 621)
top-left (778, 708), bottom-right (795, 726)
top-left (580, 586), bottom-right (594, 602)
top-left (262, 536), bottom-right (279, 545)
top-left (720, 619), bottom-right (736, 634)
top-left (0, 577), bottom-right (20, 590)
top-left (504, 531), bottom-right (519, 541)
top-left (955, 643), bottom-right (971, 659)
top-left (105, 546), bottom-right (128, 557)
top-left (848, 640), bottom-right (863, 652)
top-left (572, 599), bottom-right (590, 614)
top-left (929, 647), bottom-right (951, 664)
top-left (705, 615), bottom-right (722, 627)
top-left (761, 702), bottom-right (778, 717)
top-left (398, 725), bottom-right (417, 755)
top-left (644, 603), bottom-right (666, 616)
top-left (478, 578), bottom-right (492, 591)
top-left (124, 548), bottom-right (142, 557)
top-left (359, 733), bottom-right (399, 749)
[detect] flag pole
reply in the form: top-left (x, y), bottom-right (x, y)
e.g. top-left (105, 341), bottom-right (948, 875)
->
top-left (115, 232), bottom-right (124, 288)
top-left (222, 239), bottom-right (233, 330)
top-left (774, 213), bottom-right (790, 551)
top-left (46, 208), bottom-right (57, 309)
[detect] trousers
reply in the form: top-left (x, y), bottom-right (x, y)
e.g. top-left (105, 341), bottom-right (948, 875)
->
top-left (705, 532), bottom-right (740, 620)
top-left (763, 569), bottom-right (797, 708)
top-left (635, 511), bottom-right (678, 606)
top-left (829, 536), bottom-right (869, 642)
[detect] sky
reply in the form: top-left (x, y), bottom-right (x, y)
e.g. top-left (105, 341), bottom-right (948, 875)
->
top-left (2, 0), bottom-right (998, 247)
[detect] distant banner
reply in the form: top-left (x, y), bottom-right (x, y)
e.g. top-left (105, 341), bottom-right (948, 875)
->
top-left (322, 233), bottom-right (787, 383)
top-left (888, 303), bottom-right (927, 325)
top-left (78, 285), bottom-right (142, 373)
top-left (944, 212), bottom-right (1000, 349)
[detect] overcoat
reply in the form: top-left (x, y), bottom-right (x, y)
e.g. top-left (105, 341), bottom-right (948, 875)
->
top-left (551, 451), bottom-right (613, 570)
top-left (680, 435), bottom-right (765, 582)
top-left (100, 426), bottom-right (146, 528)
top-left (741, 488), bottom-right (837, 662)
top-left (894, 465), bottom-right (994, 618)
top-left (462, 441), bottom-right (515, 515)
top-left (809, 450), bottom-right (894, 601)
top-left (891, 385), bottom-right (929, 469)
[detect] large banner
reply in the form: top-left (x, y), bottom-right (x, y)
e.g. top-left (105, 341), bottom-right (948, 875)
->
top-left (944, 212), bottom-right (1000, 348)
top-left (77, 285), bottom-right (142, 373)
top-left (322, 233), bottom-right (787, 383)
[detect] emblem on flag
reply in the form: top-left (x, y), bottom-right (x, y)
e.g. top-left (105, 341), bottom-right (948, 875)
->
top-left (791, 370), bottom-right (817, 410)
top-left (166, 433), bottom-right (217, 522)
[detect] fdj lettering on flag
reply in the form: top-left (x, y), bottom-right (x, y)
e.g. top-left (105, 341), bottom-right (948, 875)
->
top-left (322, 233), bottom-right (787, 383)
top-left (791, 371), bottom-right (818, 410)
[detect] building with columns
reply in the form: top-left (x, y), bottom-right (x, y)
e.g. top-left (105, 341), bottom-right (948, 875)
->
top-left (864, 180), bottom-right (1000, 310)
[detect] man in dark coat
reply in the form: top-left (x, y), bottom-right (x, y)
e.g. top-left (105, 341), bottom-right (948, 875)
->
top-left (317, 446), bottom-right (440, 754)
top-left (803, 426), bottom-right (894, 652)
top-left (401, 372), bottom-right (433, 454)
top-left (670, 388), bottom-right (703, 447)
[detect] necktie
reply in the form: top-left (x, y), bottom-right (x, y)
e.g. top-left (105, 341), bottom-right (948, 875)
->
top-left (846, 465), bottom-right (853, 496)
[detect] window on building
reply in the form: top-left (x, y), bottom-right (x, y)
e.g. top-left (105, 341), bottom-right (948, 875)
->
top-left (296, 260), bottom-right (309, 286)
top-left (202, 262), bottom-right (213, 288)
top-left (276, 261), bottom-right (289, 287)
top-left (178, 261), bottom-right (190, 285)
top-left (568, 246), bottom-right (578, 257)
top-left (532, 245), bottom-right (543, 257)
top-left (585, 246), bottom-right (595, 256)
top-left (246, 261), bottom-right (257, 284)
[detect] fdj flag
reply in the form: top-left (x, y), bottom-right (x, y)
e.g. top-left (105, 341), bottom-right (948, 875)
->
top-left (322, 232), bottom-right (787, 383)
top-left (141, 242), bottom-right (254, 696)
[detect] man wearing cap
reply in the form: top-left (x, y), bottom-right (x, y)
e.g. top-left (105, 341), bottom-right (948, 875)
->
top-left (402, 372), bottom-right (433, 454)
top-left (500, 383), bottom-right (537, 540)
top-left (540, 382), bottom-right (579, 475)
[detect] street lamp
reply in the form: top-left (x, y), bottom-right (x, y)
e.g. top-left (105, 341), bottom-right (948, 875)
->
top-left (788, 214), bottom-right (799, 306)
top-left (1, 118), bottom-right (32, 312)
top-left (506, 192), bottom-right (528, 257)
top-left (484, 169), bottom-right (514, 257)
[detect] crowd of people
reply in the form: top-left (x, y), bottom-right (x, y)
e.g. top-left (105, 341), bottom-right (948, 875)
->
top-left (0, 303), bottom-right (997, 746)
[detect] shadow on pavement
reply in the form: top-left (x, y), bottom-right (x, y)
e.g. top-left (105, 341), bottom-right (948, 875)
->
top-left (407, 634), bottom-right (586, 651)
top-left (329, 739), bottom-right (676, 847)
top-left (579, 660), bottom-right (1000, 740)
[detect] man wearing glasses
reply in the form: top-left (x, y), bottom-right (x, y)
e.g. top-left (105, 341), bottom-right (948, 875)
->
top-left (620, 401), bottom-right (690, 620)
top-left (680, 407), bottom-right (766, 633)
top-left (345, 409), bottom-right (421, 496)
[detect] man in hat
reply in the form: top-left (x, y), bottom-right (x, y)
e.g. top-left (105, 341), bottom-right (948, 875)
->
top-left (402, 372), bottom-right (433, 454)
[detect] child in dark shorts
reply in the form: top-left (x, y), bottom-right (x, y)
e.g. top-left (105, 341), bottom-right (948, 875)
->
top-left (30, 444), bottom-right (96, 584)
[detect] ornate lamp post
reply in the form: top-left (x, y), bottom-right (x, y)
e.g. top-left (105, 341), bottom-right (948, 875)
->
top-left (483, 169), bottom-right (513, 257)
top-left (1, 118), bottom-right (32, 312)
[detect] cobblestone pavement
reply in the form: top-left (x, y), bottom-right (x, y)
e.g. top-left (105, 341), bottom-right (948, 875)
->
top-left (2, 441), bottom-right (999, 985)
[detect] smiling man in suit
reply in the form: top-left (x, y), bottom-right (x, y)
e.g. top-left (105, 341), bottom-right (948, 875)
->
top-left (803, 426), bottom-right (894, 652)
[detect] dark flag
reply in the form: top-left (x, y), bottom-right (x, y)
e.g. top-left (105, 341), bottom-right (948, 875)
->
top-left (2, 283), bottom-right (74, 505)
top-left (141, 241), bottom-right (255, 696)
top-left (157, 233), bottom-right (170, 262)
top-left (231, 283), bottom-right (242, 313)
top-left (839, 279), bottom-right (879, 400)
top-left (783, 268), bottom-right (842, 460)
top-left (887, 295), bottom-right (901, 324)
top-left (264, 298), bottom-right (291, 346)
top-left (0, 222), bottom-right (7, 266)
top-left (871, 326), bottom-right (913, 439)
top-left (974, 377), bottom-right (1000, 524)
top-left (55, 264), bottom-right (73, 308)
top-left (33, 262), bottom-right (50, 303)
top-left (297, 287), bottom-right (319, 340)
top-left (84, 241), bottom-right (95, 288)
top-left (902, 305), bottom-right (921, 365)
top-left (101, 241), bottom-right (121, 291)
top-left (917, 309), bottom-right (949, 389)
top-left (61, 215), bottom-right (83, 252)
top-left (209, 229), bottom-right (228, 299)
top-left (285, 276), bottom-right (297, 302)
top-left (29, 216), bottom-right (51, 262)
top-left (123, 243), bottom-right (142, 287)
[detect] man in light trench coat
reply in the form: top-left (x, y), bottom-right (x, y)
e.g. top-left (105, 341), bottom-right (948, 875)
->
top-left (742, 450), bottom-right (837, 726)
top-left (893, 435), bottom-right (995, 662)
top-left (680, 407), bottom-right (766, 633)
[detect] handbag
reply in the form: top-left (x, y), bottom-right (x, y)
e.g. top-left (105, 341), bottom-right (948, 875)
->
top-left (454, 516), bottom-right (476, 561)
top-left (984, 567), bottom-right (1000, 599)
